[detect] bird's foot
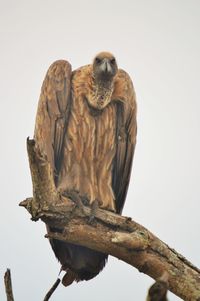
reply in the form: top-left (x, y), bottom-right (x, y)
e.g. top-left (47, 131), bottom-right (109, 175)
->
top-left (63, 190), bottom-right (85, 213)
top-left (88, 199), bottom-right (100, 225)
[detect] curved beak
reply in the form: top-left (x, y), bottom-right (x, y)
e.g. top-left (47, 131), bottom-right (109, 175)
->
top-left (100, 59), bottom-right (112, 73)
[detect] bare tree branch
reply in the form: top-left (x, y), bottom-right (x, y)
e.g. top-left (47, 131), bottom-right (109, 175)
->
top-left (4, 269), bottom-right (15, 301)
top-left (20, 138), bottom-right (200, 301)
top-left (43, 278), bottom-right (61, 301)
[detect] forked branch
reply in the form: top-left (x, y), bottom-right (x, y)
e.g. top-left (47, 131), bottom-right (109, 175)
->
top-left (20, 139), bottom-right (200, 301)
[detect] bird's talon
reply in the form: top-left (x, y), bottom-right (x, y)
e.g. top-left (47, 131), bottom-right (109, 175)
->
top-left (88, 199), bottom-right (99, 225)
top-left (88, 215), bottom-right (96, 225)
top-left (63, 191), bottom-right (85, 213)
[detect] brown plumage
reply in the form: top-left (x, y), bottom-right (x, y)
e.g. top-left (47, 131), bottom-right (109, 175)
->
top-left (34, 52), bottom-right (137, 285)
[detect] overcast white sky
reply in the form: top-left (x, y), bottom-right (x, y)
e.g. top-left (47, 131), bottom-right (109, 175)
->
top-left (0, 1), bottom-right (200, 300)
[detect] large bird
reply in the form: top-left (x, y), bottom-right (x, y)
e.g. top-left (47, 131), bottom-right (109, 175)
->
top-left (34, 52), bottom-right (137, 286)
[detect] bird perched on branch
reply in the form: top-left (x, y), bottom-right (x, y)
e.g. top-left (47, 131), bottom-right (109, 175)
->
top-left (34, 52), bottom-right (137, 286)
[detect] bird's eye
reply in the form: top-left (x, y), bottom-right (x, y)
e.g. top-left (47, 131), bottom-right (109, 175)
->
top-left (95, 57), bottom-right (101, 64)
top-left (110, 58), bottom-right (116, 64)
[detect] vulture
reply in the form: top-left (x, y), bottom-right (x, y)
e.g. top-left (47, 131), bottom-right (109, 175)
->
top-left (34, 52), bottom-right (137, 286)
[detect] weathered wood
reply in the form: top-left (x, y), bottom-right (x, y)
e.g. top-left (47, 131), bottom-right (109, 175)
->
top-left (20, 139), bottom-right (200, 301)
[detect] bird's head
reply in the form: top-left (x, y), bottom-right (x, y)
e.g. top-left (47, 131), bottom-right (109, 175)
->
top-left (92, 52), bottom-right (118, 83)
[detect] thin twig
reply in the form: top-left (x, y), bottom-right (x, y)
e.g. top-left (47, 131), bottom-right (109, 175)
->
top-left (43, 278), bottom-right (61, 301)
top-left (4, 269), bottom-right (15, 301)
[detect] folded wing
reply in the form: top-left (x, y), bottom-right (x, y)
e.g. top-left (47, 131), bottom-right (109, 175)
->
top-left (34, 60), bottom-right (72, 181)
top-left (112, 70), bottom-right (137, 213)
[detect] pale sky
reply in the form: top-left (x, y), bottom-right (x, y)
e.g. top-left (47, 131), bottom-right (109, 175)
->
top-left (0, 1), bottom-right (200, 300)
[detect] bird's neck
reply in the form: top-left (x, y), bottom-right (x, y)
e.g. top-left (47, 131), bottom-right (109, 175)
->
top-left (94, 78), bottom-right (114, 102)
top-left (93, 75), bottom-right (114, 99)
top-left (94, 76), bottom-right (113, 90)
top-left (88, 73), bottom-right (115, 110)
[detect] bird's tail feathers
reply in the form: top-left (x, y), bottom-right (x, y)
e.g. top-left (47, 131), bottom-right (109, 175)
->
top-left (61, 269), bottom-right (77, 287)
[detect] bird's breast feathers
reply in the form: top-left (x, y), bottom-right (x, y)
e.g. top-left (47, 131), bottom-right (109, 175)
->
top-left (57, 64), bottom-right (136, 212)
top-left (57, 66), bottom-right (119, 211)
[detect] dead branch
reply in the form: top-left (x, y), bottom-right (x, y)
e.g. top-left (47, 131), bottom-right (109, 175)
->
top-left (43, 278), bottom-right (61, 301)
top-left (20, 139), bottom-right (200, 301)
top-left (4, 269), bottom-right (15, 301)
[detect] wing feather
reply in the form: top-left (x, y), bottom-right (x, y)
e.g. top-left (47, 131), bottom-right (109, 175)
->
top-left (34, 60), bottom-right (72, 182)
top-left (112, 70), bottom-right (137, 213)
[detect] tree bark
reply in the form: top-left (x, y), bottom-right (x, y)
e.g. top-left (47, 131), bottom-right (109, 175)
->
top-left (20, 139), bottom-right (200, 301)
